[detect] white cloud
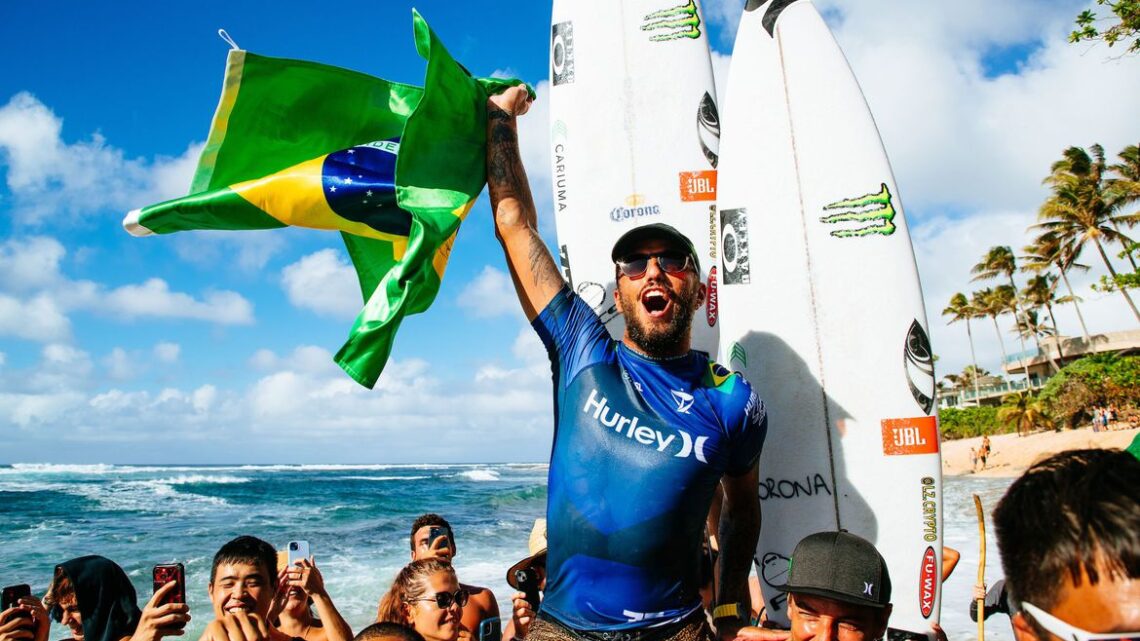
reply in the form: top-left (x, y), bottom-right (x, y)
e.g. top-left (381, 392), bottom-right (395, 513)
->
top-left (0, 236), bottom-right (66, 291)
top-left (0, 236), bottom-right (255, 339)
top-left (101, 279), bottom-right (254, 324)
top-left (0, 92), bottom-right (201, 225)
top-left (281, 249), bottom-right (362, 319)
top-left (154, 342), bottom-right (181, 363)
top-left (104, 347), bottom-right (138, 381)
top-left (0, 294), bottom-right (71, 341)
top-left (457, 266), bottom-right (517, 318)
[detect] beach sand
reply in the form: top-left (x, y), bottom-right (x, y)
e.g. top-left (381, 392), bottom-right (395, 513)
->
top-left (942, 425), bottom-right (1140, 477)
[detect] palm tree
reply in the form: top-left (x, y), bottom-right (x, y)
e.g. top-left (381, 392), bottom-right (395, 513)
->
top-left (1105, 144), bottom-right (1140, 269)
top-left (942, 293), bottom-right (982, 404)
top-left (997, 391), bottom-right (1052, 437)
top-left (1037, 145), bottom-right (1140, 322)
top-left (972, 247), bottom-right (1037, 377)
top-left (973, 287), bottom-right (1011, 367)
top-left (1013, 307), bottom-right (1060, 374)
top-left (1022, 273), bottom-right (1067, 365)
top-left (1022, 231), bottom-right (1092, 342)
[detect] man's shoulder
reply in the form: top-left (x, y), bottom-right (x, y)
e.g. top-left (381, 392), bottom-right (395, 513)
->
top-left (461, 582), bottom-right (498, 604)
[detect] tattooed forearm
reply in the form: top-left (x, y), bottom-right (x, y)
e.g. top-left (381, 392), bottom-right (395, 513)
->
top-left (526, 228), bottom-right (563, 290)
top-left (486, 108), bottom-right (536, 228)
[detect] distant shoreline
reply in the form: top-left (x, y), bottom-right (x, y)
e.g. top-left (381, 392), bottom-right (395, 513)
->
top-left (942, 425), bottom-right (1139, 477)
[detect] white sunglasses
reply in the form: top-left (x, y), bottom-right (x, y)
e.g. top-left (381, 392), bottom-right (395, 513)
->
top-left (1021, 602), bottom-right (1140, 641)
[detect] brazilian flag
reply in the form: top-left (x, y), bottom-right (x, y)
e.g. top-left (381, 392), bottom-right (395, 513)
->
top-left (124, 11), bottom-right (531, 388)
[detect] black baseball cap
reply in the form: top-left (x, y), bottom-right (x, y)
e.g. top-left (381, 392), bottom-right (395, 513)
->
top-left (779, 531), bottom-right (892, 609)
top-left (610, 223), bottom-right (701, 274)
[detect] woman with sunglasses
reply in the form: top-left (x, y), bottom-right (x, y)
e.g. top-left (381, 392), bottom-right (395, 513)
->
top-left (42, 556), bottom-right (188, 641)
top-left (376, 560), bottom-right (467, 641)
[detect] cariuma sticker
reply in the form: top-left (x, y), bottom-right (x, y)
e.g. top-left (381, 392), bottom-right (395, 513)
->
top-left (820, 183), bottom-right (896, 238)
top-left (642, 0), bottom-right (701, 41)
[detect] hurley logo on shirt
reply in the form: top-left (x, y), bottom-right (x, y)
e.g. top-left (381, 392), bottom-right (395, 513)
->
top-left (583, 389), bottom-right (708, 463)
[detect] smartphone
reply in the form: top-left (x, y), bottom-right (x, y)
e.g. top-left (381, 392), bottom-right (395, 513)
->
top-left (513, 568), bottom-right (541, 610)
top-left (1, 584), bottom-right (32, 624)
top-left (427, 527), bottom-right (450, 551)
top-left (287, 540), bottom-right (310, 565)
top-left (152, 564), bottom-right (186, 606)
top-left (477, 617), bottom-right (501, 641)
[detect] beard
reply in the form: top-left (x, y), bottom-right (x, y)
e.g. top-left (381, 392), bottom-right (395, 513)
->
top-left (619, 277), bottom-right (701, 357)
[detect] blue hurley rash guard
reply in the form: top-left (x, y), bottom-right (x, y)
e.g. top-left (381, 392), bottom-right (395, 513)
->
top-left (532, 287), bottom-right (768, 631)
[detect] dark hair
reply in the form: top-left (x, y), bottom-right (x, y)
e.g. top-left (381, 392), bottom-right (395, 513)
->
top-left (210, 535), bottom-right (279, 588)
top-left (409, 514), bottom-right (452, 551)
top-left (376, 559), bottom-right (455, 625)
top-left (355, 623), bottom-right (426, 641)
top-left (994, 448), bottom-right (1140, 612)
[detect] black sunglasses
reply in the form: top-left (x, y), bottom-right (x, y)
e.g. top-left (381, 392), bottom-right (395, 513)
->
top-left (407, 589), bottom-right (469, 610)
top-left (615, 251), bottom-right (693, 279)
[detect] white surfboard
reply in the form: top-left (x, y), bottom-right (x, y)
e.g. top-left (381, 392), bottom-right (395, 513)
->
top-left (548, 0), bottom-right (721, 354)
top-left (716, 1), bottom-right (942, 634)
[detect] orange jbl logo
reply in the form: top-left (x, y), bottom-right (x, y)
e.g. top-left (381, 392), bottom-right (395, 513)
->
top-left (881, 416), bottom-right (939, 456)
top-left (679, 171), bottom-right (717, 202)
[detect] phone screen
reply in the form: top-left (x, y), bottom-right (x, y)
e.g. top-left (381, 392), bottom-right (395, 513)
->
top-left (152, 564), bottom-right (185, 606)
top-left (428, 527), bottom-right (451, 550)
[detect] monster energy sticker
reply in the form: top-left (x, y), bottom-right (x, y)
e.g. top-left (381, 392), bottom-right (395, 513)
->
top-left (730, 343), bottom-right (747, 368)
top-left (697, 92), bottom-right (720, 168)
top-left (551, 22), bottom-right (575, 86)
top-left (642, 0), bottom-right (701, 42)
top-left (720, 208), bottom-right (751, 285)
top-left (745, 0), bottom-right (801, 36)
top-left (819, 183), bottom-right (896, 238)
top-left (904, 320), bottom-right (935, 414)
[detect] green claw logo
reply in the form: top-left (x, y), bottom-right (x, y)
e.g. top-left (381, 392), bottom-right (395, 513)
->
top-left (730, 343), bottom-right (747, 367)
top-left (642, 0), bottom-right (701, 42)
top-left (820, 183), bottom-right (896, 238)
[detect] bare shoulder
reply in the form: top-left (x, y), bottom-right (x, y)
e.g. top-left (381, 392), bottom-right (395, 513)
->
top-left (461, 583), bottom-right (500, 615)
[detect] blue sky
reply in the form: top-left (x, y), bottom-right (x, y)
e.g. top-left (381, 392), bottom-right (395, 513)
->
top-left (1, 0), bottom-right (1137, 463)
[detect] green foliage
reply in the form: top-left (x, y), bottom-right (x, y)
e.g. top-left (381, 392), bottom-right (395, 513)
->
top-left (996, 391), bottom-right (1053, 436)
top-left (1038, 354), bottom-right (1140, 427)
top-left (1071, 0), bottom-right (1140, 53)
top-left (938, 406), bottom-right (1006, 440)
top-left (1091, 269), bottom-right (1140, 292)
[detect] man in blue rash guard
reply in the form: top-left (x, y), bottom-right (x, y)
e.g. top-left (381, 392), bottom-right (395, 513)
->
top-left (485, 87), bottom-right (767, 641)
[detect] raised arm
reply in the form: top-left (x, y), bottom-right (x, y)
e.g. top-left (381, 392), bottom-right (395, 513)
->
top-left (486, 86), bottom-right (564, 321)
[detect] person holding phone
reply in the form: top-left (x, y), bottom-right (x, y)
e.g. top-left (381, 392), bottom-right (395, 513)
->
top-left (407, 515), bottom-right (498, 641)
top-left (376, 559), bottom-right (463, 641)
top-left (274, 556), bottom-right (353, 641)
top-left (200, 536), bottom-right (295, 641)
top-left (1, 585), bottom-right (49, 641)
top-left (43, 556), bottom-right (189, 641)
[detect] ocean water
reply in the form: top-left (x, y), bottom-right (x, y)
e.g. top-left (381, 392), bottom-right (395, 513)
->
top-left (0, 464), bottom-right (1012, 641)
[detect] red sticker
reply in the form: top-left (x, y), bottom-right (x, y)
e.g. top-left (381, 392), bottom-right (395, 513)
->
top-left (706, 267), bottom-right (718, 326)
top-left (881, 416), bottom-right (939, 455)
top-left (679, 170), bottom-right (717, 202)
top-left (919, 546), bottom-right (937, 618)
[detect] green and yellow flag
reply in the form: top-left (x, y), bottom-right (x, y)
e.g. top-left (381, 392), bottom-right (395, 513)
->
top-left (124, 11), bottom-right (530, 388)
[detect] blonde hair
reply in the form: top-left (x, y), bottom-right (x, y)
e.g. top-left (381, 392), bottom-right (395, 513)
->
top-left (376, 559), bottom-right (455, 625)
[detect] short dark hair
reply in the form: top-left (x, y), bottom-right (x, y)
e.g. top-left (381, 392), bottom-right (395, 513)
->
top-left (409, 514), bottom-right (452, 550)
top-left (354, 623), bottom-right (425, 641)
top-left (993, 449), bottom-right (1140, 611)
top-left (210, 535), bottom-right (279, 588)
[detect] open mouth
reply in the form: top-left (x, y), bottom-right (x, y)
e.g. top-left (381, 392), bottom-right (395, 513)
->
top-left (640, 287), bottom-right (672, 318)
top-left (224, 600), bottom-right (255, 614)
